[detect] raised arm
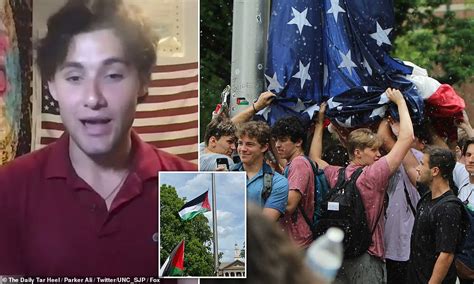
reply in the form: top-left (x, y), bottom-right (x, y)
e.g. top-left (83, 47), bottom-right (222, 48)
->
top-left (309, 102), bottom-right (329, 169)
top-left (378, 118), bottom-right (419, 186)
top-left (383, 88), bottom-right (414, 174)
top-left (231, 91), bottom-right (276, 124)
top-left (456, 110), bottom-right (474, 138)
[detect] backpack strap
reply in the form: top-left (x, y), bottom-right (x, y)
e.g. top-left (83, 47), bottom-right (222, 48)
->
top-left (261, 163), bottom-right (274, 203)
top-left (429, 193), bottom-right (469, 252)
top-left (349, 167), bottom-right (364, 182)
top-left (303, 156), bottom-right (319, 174)
top-left (298, 157), bottom-right (317, 228)
top-left (334, 167), bottom-right (348, 190)
top-left (403, 179), bottom-right (417, 216)
top-left (287, 156), bottom-right (318, 230)
top-left (232, 161), bottom-right (273, 204)
top-left (459, 183), bottom-right (473, 205)
top-left (372, 197), bottom-right (385, 236)
top-left (338, 167), bottom-right (384, 237)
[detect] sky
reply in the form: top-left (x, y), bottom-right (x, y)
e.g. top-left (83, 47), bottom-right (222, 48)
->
top-left (159, 172), bottom-right (246, 263)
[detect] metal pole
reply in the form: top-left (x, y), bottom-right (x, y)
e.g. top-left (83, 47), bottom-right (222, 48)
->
top-left (229, 0), bottom-right (271, 117)
top-left (212, 173), bottom-right (219, 275)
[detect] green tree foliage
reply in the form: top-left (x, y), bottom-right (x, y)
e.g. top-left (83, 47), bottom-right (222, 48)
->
top-left (239, 246), bottom-right (245, 258)
top-left (200, 0), bottom-right (233, 141)
top-left (160, 184), bottom-right (215, 276)
top-left (392, 1), bottom-right (474, 85)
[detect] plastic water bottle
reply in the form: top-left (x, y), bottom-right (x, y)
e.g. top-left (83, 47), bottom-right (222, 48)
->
top-left (305, 227), bottom-right (344, 284)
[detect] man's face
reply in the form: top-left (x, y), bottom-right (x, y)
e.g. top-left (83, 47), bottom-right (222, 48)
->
top-left (210, 135), bottom-right (236, 157)
top-left (354, 146), bottom-right (381, 166)
top-left (48, 29), bottom-right (145, 156)
top-left (275, 136), bottom-right (300, 161)
top-left (464, 144), bottom-right (474, 174)
top-left (416, 154), bottom-right (433, 185)
top-left (237, 135), bottom-right (268, 166)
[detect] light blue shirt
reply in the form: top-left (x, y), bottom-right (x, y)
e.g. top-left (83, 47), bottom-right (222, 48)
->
top-left (234, 162), bottom-right (288, 214)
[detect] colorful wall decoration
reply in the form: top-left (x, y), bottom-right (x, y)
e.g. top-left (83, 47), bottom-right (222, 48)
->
top-left (0, 0), bottom-right (31, 165)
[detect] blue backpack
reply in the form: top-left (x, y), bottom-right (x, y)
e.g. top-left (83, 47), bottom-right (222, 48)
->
top-left (283, 156), bottom-right (330, 238)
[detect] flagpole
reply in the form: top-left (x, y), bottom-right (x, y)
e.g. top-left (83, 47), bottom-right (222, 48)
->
top-left (229, 0), bottom-right (271, 118)
top-left (212, 173), bottom-right (219, 275)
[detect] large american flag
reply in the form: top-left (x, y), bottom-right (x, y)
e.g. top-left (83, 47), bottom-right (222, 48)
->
top-left (33, 62), bottom-right (198, 164)
top-left (262, 0), bottom-right (424, 127)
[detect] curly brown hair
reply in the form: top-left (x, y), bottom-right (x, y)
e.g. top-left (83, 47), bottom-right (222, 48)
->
top-left (236, 121), bottom-right (271, 147)
top-left (36, 0), bottom-right (158, 88)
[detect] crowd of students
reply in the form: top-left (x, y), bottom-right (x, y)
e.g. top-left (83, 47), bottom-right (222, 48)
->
top-left (200, 89), bottom-right (474, 284)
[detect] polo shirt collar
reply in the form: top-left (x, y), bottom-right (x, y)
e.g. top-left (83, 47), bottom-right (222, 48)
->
top-left (129, 130), bottom-right (160, 181)
top-left (247, 161), bottom-right (273, 184)
top-left (44, 132), bottom-right (73, 179)
top-left (44, 130), bottom-right (160, 182)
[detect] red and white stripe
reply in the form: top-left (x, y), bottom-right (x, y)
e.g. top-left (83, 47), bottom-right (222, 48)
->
top-left (33, 62), bottom-right (198, 164)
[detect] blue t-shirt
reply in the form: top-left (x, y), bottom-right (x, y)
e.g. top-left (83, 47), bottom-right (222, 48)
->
top-left (234, 162), bottom-right (288, 214)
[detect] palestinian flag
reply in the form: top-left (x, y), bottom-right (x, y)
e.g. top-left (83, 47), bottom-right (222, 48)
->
top-left (178, 190), bottom-right (211, 221)
top-left (161, 240), bottom-right (185, 276)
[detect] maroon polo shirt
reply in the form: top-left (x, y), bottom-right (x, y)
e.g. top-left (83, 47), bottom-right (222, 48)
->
top-left (0, 131), bottom-right (196, 277)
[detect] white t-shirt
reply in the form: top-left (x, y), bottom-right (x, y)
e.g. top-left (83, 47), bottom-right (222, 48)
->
top-left (458, 183), bottom-right (474, 211)
top-left (453, 162), bottom-right (470, 189)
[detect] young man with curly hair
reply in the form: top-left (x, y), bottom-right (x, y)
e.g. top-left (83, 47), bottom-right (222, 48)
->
top-left (233, 121), bottom-right (288, 221)
top-left (0, 0), bottom-right (195, 277)
top-left (271, 116), bottom-right (314, 249)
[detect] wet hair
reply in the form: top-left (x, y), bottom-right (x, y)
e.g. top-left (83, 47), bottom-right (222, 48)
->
top-left (323, 144), bottom-right (350, 167)
top-left (462, 137), bottom-right (474, 156)
top-left (36, 0), bottom-right (157, 86)
top-left (414, 122), bottom-right (433, 145)
top-left (346, 128), bottom-right (383, 159)
top-left (236, 121), bottom-right (271, 146)
top-left (203, 116), bottom-right (236, 146)
top-left (271, 116), bottom-right (306, 148)
top-left (424, 146), bottom-right (456, 180)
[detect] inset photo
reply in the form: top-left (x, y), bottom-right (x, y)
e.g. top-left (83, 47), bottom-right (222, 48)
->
top-left (159, 172), bottom-right (247, 278)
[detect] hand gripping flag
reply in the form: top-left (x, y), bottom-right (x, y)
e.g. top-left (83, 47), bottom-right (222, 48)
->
top-left (160, 240), bottom-right (185, 276)
top-left (178, 190), bottom-right (211, 221)
top-left (263, 0), bottom-right (424, 127)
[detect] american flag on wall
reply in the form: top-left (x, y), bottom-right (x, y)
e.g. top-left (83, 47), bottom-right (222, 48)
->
top-left (33, 62), bottom-right (198, 164)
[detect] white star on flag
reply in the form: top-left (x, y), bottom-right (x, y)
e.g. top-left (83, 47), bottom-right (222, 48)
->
top-left (369, 106), bottom-right (388, 118)
top-left (257, 106), bottom-right (271, 121)
top-left (292, 60), bottom-right (311, 89)
top-left (338, 50), bottom-right (357, 75)
top-left (336, 116), bottom-right (353, 127)
top-left (303, 104), bottom-right (320, 120)
top-left (362, 57), bottom-right (372, 75)
top-left (264, 72), bottom-right (283, 92)
top-left (327, 0), bottom-right (346, 23)
top-left (287, 7), bottom-right (312, 34)
top-left (327, 97), bottom-right (342, 109)
top-left (369, 21), bottom-right (392, 46)
top-left (378, 92), bottom-right (390, 104)
top-left (292, 98), bottom-right (307, 112)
